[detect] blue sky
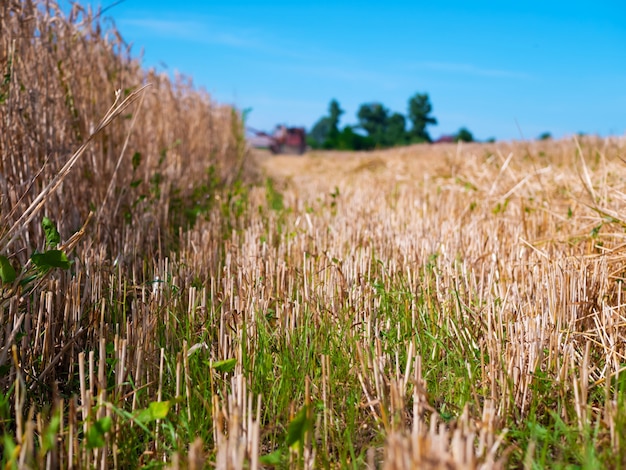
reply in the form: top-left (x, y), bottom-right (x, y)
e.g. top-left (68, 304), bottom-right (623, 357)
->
top-left (87, 1), bottom-right (624, 141)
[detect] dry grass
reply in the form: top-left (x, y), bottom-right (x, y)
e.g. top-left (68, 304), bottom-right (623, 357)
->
top-left (1, 0), bottom-right (244, 261)
top-left (1, 2), bottom-right (246, 467)
top-left (255, 136), bottom-right (626, 467)
top-left (3, 1), bottom-right (626, 468)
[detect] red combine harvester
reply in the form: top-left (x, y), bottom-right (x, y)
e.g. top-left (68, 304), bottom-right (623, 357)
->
top-left (247, 126), bottom-right (307, 155)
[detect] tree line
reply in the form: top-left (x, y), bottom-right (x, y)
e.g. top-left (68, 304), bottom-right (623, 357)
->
top-left (308, 92), bottom-right (475, 150)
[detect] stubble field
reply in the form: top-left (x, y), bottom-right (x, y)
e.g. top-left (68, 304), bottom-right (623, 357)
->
top-left (4, 2), bottom-right (626, 468)
top-left (248, 138), bottom-right (626, 468)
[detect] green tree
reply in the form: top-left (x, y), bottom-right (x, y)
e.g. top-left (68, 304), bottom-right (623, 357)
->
top-left (311, 94), bottom-right (435, 151)
top-left (357, 104), bottom-right (408, 148)
top-left (336, 126), bottom-right (374, 150)
top-left (309, 118), bottom-right (331, 148)
top-left (324, 99), bottom-right (344, 148)
top-left (407, 93), bottom-right (437, 143)
top-left (357, 102), bottom-right (389, 147)
top-left (386, 112), bottom-right (407, 146)
top-left (309, 99), bottom-right (344, 148)
top-left (328, 99), bottom-right (343, 132)
top-left (455, 127), bottom-right (474, 142)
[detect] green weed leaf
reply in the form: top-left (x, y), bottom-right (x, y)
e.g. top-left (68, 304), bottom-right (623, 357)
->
top-left (0, 255), bottom-right (16, 284)
top-left (135, 400), bottom-right (171, 423)
top-left (42, 217), bottom-right (61, 247)
top-left (148, 400), bottom-right (170, 419)
top-left (259, 449), bottom-right (283, 465)
top-left (19, 274), bottom-right (38, 286)
top-left (591, 224), bottom-right (602, 238)
top-left (86, 416), bottom-right (112, 449)
top-left (212, 358), bottom-right (237, 373)
top-left (131, 151), bottom-right (142, 171)
top-left (265, 178), bottom-right (284, 211)
top-left (42, 414), bottom-right (61, 452)
top-left (31, 250), bottom-right (71, 272)
top-left (285, 405), bottom-right (313, 450)
top-left (2, 433), bottom-right (17, 465)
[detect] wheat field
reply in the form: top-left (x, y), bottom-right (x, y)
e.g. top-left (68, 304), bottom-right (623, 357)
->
top-left (250, 138), bottom-right (626, 468)
top-left (3, 1), bottom-right (626, 469)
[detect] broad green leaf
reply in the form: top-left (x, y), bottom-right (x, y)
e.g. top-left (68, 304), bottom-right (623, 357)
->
top-left (135, 400), bottom-right (170, 423)
top-left (86, 416), bottom-right (112, 449)
top-left (148, 400), bottom-right (170, 419)
top-left (31, 250), bottom-right (71, 272)
top-left (285, 405), bottom-right (313, 450)
top-left (42, 217), bottom-right (61, 247)
top-left (259, 449), bottom-right (283, 466)
top-left (0, 255), bottom-right (16, 284)
top-left (3, 433), bottom-right (17, 464)
top-left (42, 414), bottom-right (61, 452)
top-left (211, 358), bottom-right (236, 373)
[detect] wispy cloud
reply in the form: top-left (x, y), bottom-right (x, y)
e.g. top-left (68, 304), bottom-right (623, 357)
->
top-left (121, 17), bottom-right (260, 47)
top-left (410, 61), bottom-right (532, 79)
top-left (118, 17), bottom-right (307, 59)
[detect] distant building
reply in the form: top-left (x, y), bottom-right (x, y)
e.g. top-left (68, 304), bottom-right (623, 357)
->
top-left (434, 135), bottom-right (456, 143)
